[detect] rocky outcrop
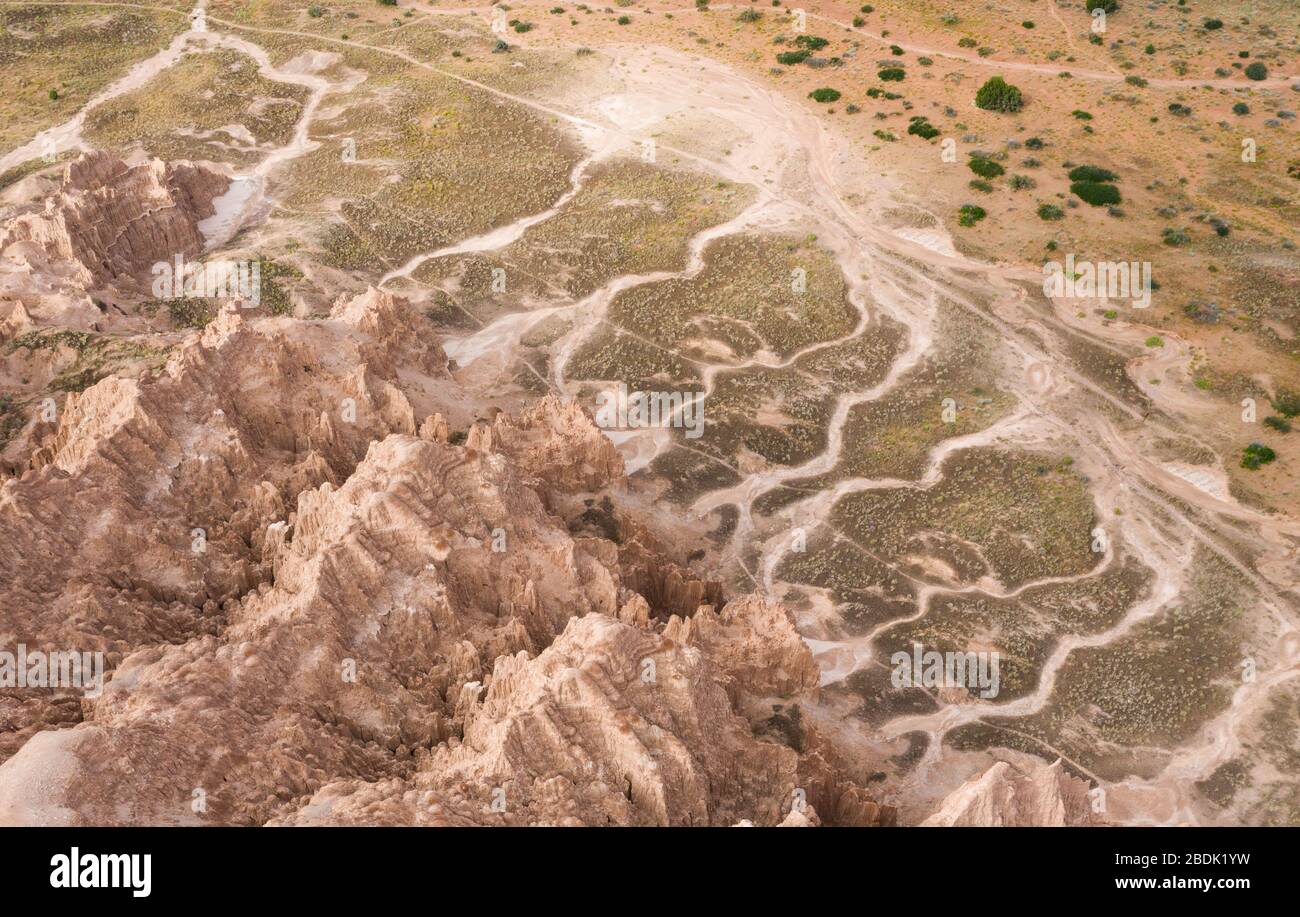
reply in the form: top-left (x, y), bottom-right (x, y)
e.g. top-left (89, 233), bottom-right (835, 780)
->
top-left (0, 270), bottom-right (883, 825)
top-left (0, 151), bottom-right (229, 291)
top-left (0, 422), bottom-right (870, 826)
top-left (272, 614), bottom-right (810, 827)
top-left (921, 758), bottom-right (1103, 827)
top-left (0, 289), bottom-right (450, 763)
top-left (471, 395), bottom-right (624, 495)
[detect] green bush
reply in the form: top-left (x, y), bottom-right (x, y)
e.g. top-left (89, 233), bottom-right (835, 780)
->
top-left (968, 156), bottom-right (1005, 179)
top-left (1233, 102), bottom-right (1250, 115)
top-left (975, 76), bottom-right (1023, 112)
top-left (1241, 442), bottom-right (1276, 470)
top-left (1245, 62), bottom-right (1268, 81)
top-left (1037, 204), bottom-right (1064, 221)
top-left (907, 117), bottom-right (939, 139)
top-left (1070, 181), bottom-right (1121, 206)
top-left (958, 204), bottom-right (987, 227)
top-left (1087, 0), bottom-right (1118, 12)
top-left (809, 87), bottom-right (841, 103)
top-left (1273, 391), bottom-right (1300, 417)
top-left (878, 67), bottom-right (906, 81)
top-left (777, 50), bottom-right (810, 65)
top-left (307, 5), bottom-right (325, 17)
top-left (1263, 416), bottom-right (1292, 433)
top-left (1068, 165), bottom-right (1118, 182)
top-left (1203, 18), bottom-right (1223, 30)
top-left (795, 35), bottom-right (829, 50)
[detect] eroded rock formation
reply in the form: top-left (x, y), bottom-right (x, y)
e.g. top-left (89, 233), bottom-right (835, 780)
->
top-left (0, 247), bottom-right (889, 825)
top-left (0, 151), bottom-right (229, 292)
top-left (922, 758), bottom-right (1103, 827)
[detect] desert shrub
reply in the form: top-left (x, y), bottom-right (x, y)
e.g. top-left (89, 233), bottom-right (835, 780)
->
top-left (1071, 181), bottom-right (1121, 206)
top-left (968, 156), bottom-right (1005, 179)
top-left (1233, 102), bottom-right (1250, 115)
top-left (907, 117), bottom-right (940, 139)
top-left (1203, 18), bottom-right (1223, 30)
top-left (777, 50), bottom-right (810, 65)
top-left (1162, 227), bottom-right (1191, 246)
top-left (809, 87), bottom-right (841, 103)
top-left (796, 35), bottom-right (829, 50)
top-left (1144, 335), bottom-right (1163, 348)
top-left (969, 179), bottom-right (994, 192)
top-left (1024, 137), bottom-right (1044, 150)
top-left (738, 9), bottom-right (762, 22)
top-left (1009, 174), bottom-right (1036, 190)
top-left (1241, 443), bottom-right (1276, 470)
top-left (1273, 391), bottom-right (1300, 417)
top-left (879, 67), bottom-right (906, 81)
top-left (1038, 203), bottom-right (1064, 221)
top-left (308, 5), bottom-right (325, 17)
top-left (1168, 102), bottom-right (1192, 116)
top-left (1263, 416), bottom-right (1292, 433)
top-left (958, 37), bottom-right (977, 48)
top-left (1126, 75), bottom-right (1148, 87)
top-left (975, 76), bottom-right (1023, 112)
top-left (958, 204), bottom-right (986, 227)
top-left (1071, 110), bottom-right (1093, 120)
top-left (1246, 62), bottom-right (1268, 81)
top-left (1087, 0), bottom-right (1118, 12)
top-left (1068, 165), bottom-right (1118, 182)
